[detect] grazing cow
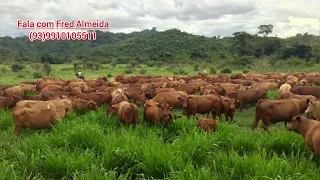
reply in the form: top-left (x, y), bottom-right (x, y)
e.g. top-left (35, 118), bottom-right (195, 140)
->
top-left (39, 90), bottom-right (70, 101)
top-left (279, 83), bottom-right (292, 93)
top-left (288, 115), bottom-right (320, 155)
top-left (111, 88), bottom-right (129, 105)
top-left (13, 103), bottom-right (65, 135)
top-left (252, 99), bottom-right (309, 131)
top-left (198, 118), bottom-right (217, 132)
top-left (305, 100), bottom-right (320, 121)
top-left (277, 92), bottom-right (317, 101)
top-left (290, 86), bottom-right (320, 98)
top-left (4, 86), bottom-right (24, 98)
top-left (251, 82), bottom-right (279, 90)
top-left (107, 101), bottom-right (140, 126)
top-left (229, 89), bottom-right (267, 111)
top-left (19, 84), bottom-right (37, 92)
top-left (174, 85), bottom-right (196, 95)
top-left (133, 93), bottom-right (147, 107)
top-left (151, 91), bottom-right (188, 108)
top-left (76, 92), bottom-right (112, 105)
top-left (15, 98), bottom-right (72, 119)
top-left (143, 100), bottom-right (171, 125)
top-left (184, 95), bottom-right (222, 120)
top-left (0, 96), bottom-right (21, 108)
top-left (71, 87), bottom-right (82, 96)
top-left (71, 98), bottom-right (98, 111)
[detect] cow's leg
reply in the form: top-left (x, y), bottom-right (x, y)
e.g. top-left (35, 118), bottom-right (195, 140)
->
top-left (240, 102), bottom-right (243, 112)
top-left (211, 111), bottom-right (217, 119)
top-left (225, 114), bottom-right (228, 122)
top-left (252, 113), bottom-right (260, 131)
top-left (14, 125), bottom-right (23, 136)
top-left (284, 120), bottom-right (288, 128)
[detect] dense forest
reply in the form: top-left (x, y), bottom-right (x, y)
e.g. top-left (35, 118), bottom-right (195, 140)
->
top-left (0, 25), bottom-right (319, 70)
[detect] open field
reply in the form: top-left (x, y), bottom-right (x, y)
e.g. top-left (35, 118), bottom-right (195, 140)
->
top-left (1, 66), bottom-right (320, 179)
top-left (1, 63), bottom-right (320, 85)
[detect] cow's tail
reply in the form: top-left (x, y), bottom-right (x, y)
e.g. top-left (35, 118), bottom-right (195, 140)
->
top-left (252, 100), bottom-right (263, 131)
top-left (131, 104), bottom-right (140, 126)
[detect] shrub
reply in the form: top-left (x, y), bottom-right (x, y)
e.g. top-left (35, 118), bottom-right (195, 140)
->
top-left (173, 68), bottom-right (188, 75)
top-left (107, 73), bottom-right (112, 78)
top-left (194, 64), bottom-right (199, 71)
top-left (1, 68), bottom-right (7, 73)
top-left (11, 63), bottom-right (25, 72)
top-left (129, 60), bottom-right (138, 68)
top-left (220, 67), bottom-right (232, 74)
top-left (73, 63), bottom-right (79, 71)
top-left (31, 63), bottom-right (43, 70)
top-left (243, 69), bottom-right (249, 74)
top-left (111, 60), bottom-right (117, 68)
top-left (43, 62), bottom-right (52, 76)
top-left (287, 57), bottom-right (304, 66)
top-left (124, 67), bottom-right (133, 74)
top-left (17, 73), bottom-right (25, 78)
top-left (146, 60), bottom-right (156, 67)
top-left (209, 67), bottom-right (217, 74)
top-left (33, 72), bottom-right (43, 78)
top-left (139, 67), bottom-right (147, 75)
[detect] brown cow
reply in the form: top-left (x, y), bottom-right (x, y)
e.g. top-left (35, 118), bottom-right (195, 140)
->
top-left (151, 91), bottom-right (188, 108)
top-left (4, 86), bottom-right (24, 98)
top-left (19, 84), bottom-right (36, 92)
top-left (251, 82), bottom-right (279, 90)
top-left (111, 88), bottom-right (129, 105)
top-left (71, 98), bottom-right (98, 111)
top-left (277, 92), bottom-right (317, 102)
top-left (305, 100), bottom-right (320, 121)
top-left (198, 118), bottom-right (217, 132)
top-left (15, 98), bottom-right (73, 119)
top-left (290, 86), bottom-right (320, 98)
top-left (252, 99), bottom-right (309, 131)
top-left (13, 103), bottom-right (64, 135)
top-left (0, 96), bottom-right (21, 108)
top-left (76, 92), bottom-right (112, 105)
top-left (229, 89), bottom-right (267, 111)
top-left (288, 115), bottom-right (320, 155)
top-left (71, 87), bottom-right (82, 96)
top-left (134, 93), bottom-right (146, 107)
top-left (143, 100), bottom-right (171, 125)
top-left (107, 101), bottom-right (140, 126)
top-left (152, 88), bottom-right (176, 97)
top-left (220, 96), bottom-right (236, 122)
top-left (184, 95), bottom-right (222, 120)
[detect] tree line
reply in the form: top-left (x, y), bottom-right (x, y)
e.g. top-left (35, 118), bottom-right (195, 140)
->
top-left (0, 25), bottom-right (319, 67)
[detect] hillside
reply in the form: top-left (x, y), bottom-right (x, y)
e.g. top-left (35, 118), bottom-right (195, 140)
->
top-left (0, 28), bottom-right (319, 66)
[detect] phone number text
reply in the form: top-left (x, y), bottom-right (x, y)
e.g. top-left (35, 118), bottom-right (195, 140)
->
top-left (29, 31), bottom-right (96, 42)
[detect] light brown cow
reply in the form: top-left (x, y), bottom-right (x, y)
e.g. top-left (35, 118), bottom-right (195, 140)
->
top-left (4, 86), bottom-right (24, 98)
top-left (19, 84), bottom-right (36, 92)
top-left (71, 98), bottom-right (98, 111)
top-left (305, 100), bottom-right (320, 121)
top-left (151, 91), bottom-right (188, 108)
top-left (13, 103), bottom-right (65, 135)
top-left (279, 83), bottom-right (292, 93)
top-left (288, 115), bottom-right (320, 155)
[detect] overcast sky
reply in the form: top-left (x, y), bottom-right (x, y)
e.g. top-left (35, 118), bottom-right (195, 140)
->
top-left (0, 0), bottom-right (319, 38)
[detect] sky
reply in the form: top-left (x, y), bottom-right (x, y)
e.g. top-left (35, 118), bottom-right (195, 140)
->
top-left (0, 0), bottom-right (319, 38)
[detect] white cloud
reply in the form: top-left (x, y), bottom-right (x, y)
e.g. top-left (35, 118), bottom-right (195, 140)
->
top-left (0, 0), bottom-right (319, 38)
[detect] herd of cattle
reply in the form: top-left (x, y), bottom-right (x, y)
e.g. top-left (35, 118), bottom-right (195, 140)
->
top-left (0, 72), bottom-right (320, 154)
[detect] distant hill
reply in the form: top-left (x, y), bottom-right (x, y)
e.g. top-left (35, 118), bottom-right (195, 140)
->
top-left (0, 28), bottom-right (319, 65)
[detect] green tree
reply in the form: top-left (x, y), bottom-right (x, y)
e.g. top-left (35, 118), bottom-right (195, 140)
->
top-left (43, 62), bottom-right (52, 76)
top-left (258, 24), bottom-right (273, 57)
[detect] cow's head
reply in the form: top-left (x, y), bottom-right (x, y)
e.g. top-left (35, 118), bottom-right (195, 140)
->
top-left (304, 99), bottom-right (314, 114)
top-left (88, 100), bottom-right (98, 110)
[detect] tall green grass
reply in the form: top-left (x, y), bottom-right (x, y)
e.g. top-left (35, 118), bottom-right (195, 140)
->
top-left (1, 104), bottom-right (320, 179)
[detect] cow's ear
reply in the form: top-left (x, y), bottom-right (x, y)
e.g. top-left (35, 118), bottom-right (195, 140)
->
top-left (306, 98), bottom-right (310, 104)
top-left (296, 116), bottom-right (301, 122)
top-left (188, 97), bottom-right (192, 100)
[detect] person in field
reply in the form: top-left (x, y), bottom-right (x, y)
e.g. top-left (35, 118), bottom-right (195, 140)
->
top-left (76, 71), bottom-right (85, 79)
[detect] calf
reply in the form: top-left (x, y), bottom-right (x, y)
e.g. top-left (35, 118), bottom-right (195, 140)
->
top-left (288, 115), bottom-right (320, 155)
top-left (198, 118), bottom-right (217, 133)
